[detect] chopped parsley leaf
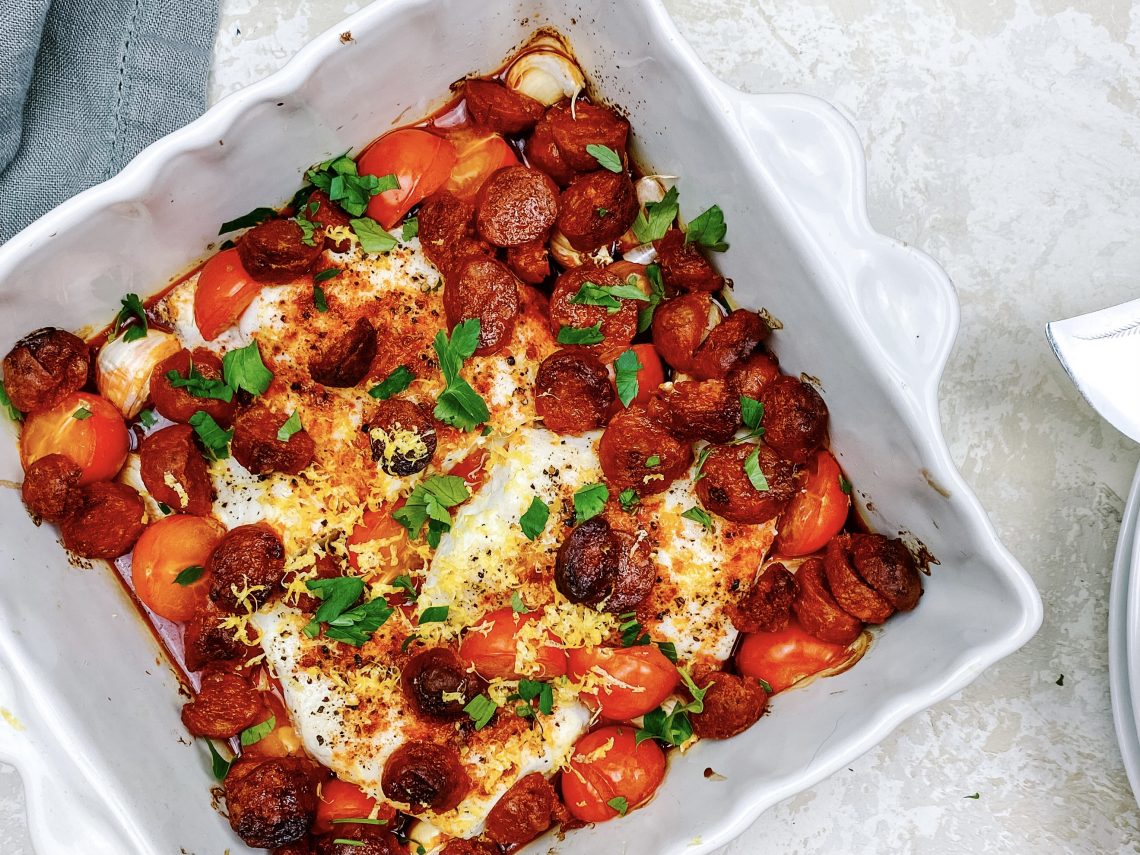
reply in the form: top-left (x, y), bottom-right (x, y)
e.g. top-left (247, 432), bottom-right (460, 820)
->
top-left (71, 406), bottom-right (92, 420)
top-left (314, 267), bottom-right (342, 283)
top-left (743, 446), bottom-right (769, 492)
top-left (682, 506), bottom-right (714, 530)
top-left (401, 216), bottom-right (419, 241)
top-left (393, 474), bottom-right (470, 547)
top-left (573, 482), bottom-right (609, 523)
top-left (637, 263), bottom-right (666, 332)
top-left (0, 381), bottom-right (22, 422)
top-left (839, 474), bottom-right (853, 495)
top-left (114, 293), bottom-right (149, 342)
top-left (519, 496), bottom-right (550, 541)
top-left (614, 348), bottom-right (642, 408)
top-left (221, 341), bottom-right (273, 396)
top-left (276, 411), bottom-right (303, 442)
top-left (631, 185), bottom-right (679, 244)
top-left (239, 715), bottom-right (276, 746)
top-left (432, 320), bottom-right (490, 431)
top-left (369, 365), bottom-right (414, 400)
top-left (189, 411), bottom-right (233, 459)
top-left (557, 323), bottom-right (604, 345)
top-left (418, 605), bottom-right (449, 624)
top-left (510, 591), bottom-right (531, 614)
top-left (306, 152), bottom-right (395, 217)
top-left (206, 740), bottom-right (232, 780)
top-left (350, 216), bottom-right (399, 253)
top-left (464, 694), bottom-right (498, 730)
top-left (586, 144), bottom-right (623, 173)
top-left (137, 408), bottom-right (157, 428)
top-left (618, 488), bottom-right (639, 513)
top-left (685, 204), bottom-right (729, 251)
top-left (173, 565), bottom-right (205, 586)
top-left (218, 207), bottom-right (276, 235)
top-left (607, 796), bottom-right (629, 816)
top-left (313, 283), bottom-right (329, 312)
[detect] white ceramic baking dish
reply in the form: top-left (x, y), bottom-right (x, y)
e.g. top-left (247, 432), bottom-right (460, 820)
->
top-left (0, 1), bottom-right (1042, 852)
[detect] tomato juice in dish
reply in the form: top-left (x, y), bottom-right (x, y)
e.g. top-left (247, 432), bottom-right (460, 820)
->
top-left (1, 30), bottom-right (925, 855)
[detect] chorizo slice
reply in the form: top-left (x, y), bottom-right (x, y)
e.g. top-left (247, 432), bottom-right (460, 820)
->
top-left (554, 517), bottom-right (655, 613)
top-left (845, 532), bottom-right (923, 612)
top-left (655, 228), bottom-right (725, 293)
top-left (548, 101), bottom-right (630, 172)
top-left (417, 191), bottom-right (491, 279)
top-left (224, 756), bottom-right (318, 848)
top-left (2, 327), bottom-right (91, 414)
top-left (315, 828), bottom-right (406, 855)
top-left (597, 406), bottom-right (692, 495)
top-left (443, 257), bottom-right (522, 356)
top-left (646, 379), bottom-right (741, 443)
top-left (823, 535), bottom-right (895, 624)
top-left (727, 351), bottom-right (781, 401)
top-left (237, 219), bottom-right (324, 283)
top-left (304, 189), bottom-right (352, 252)
top-left (695, 442), bottom-right (796, 525)
top-left (474, 166), bottom-right (559, 247)
top-left (402, 647), bottom-right (486, 722)
top-left (441, 839), bottom-right (499, 855)
top-left (150, 348), bottom-right (237, 426)
top-left (139, 424), bottom-right (214, 516)
top-left (555, 170), bottom-right (638, 252)
top-left (525, 112), bottom-right (577, 186)
top-left (183, 600), bottom-right (246, 672)
top-left (792, 556), bottom-right (864, 645)
top-left (21, 453), bottom-right (82, 522)
top-left (760, 375), bottom-right (829, 463)
top-left (534, 348), bottom-right (615, 434)
top-left (309, 317), bottom-right (377, 388)
top-left (651, 292), bottom-right (714, 374)
top-left (692, 309), bottom-right (769, 380)
top-left (382, 740), bottom-right (470, 813)
top-left (180, 668), bottom-right (268, 739)
top-left (548, 266), bottom-right (639, 363)
top-left (365, 398), bottom-right (438, 476)
top-left (60, 481), bottom-right (146, 559)
top-left (231, 405), bottom-right (316, 476)
top-left (728, 563), bottom-right (798, 634)
top-left (505, 239), bottom-right (550, 284)
top-left (208, 523), bottom-right (286, 612)
top-left (485, 772), bottom-right (564, 847)
top-left (691, 672), bottom-right (769, 740)
top-left (465, 78), bottom-right (545, 135)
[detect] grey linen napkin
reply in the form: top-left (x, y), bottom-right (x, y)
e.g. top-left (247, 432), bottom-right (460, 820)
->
top-left (0, 0), bottom-right (221, 241)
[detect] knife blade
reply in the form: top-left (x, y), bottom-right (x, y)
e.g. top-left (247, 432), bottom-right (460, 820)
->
top-left (1047, 298), bottom-right (1140, 444)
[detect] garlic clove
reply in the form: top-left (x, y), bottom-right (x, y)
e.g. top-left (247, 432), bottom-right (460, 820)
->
top-left (504, 39), bottom-right (586, 107)
top-left (621, 242), bottom-right (659, 265)
top-left (635, 175), bottom-right (677, 207)
top-left (549, 229), bottom-right (614, 269)
top-left (96, 329), bottom-right (182, 418)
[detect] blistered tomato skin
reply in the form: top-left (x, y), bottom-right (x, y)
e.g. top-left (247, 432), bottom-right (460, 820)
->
top-left (562, 726), bottom-right (666, 823)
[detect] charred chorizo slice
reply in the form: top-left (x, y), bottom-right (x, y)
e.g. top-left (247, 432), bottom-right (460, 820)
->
top-left (402, 647), bottom-right (486, 721)
top-left (304, 189), bottom-right (353, 252)
top-left (21, 453), bottom-right (82, 522)
top-left (646, 379), bottom-right (741, 443)
top-left (691, 672), bottom-right (769, 740)
top-left (382, 740), bottom-right (470, 813)
top-left (822, 535), bottom-right (895, 624)
top-left (555, 169), bottom-right (638, 252)
top-left (314, 828), bottom-right (407, 855)
top-left (505, 239), bottom-right (550, 284)
top-left (695, 442), bottom-right (796, 525)
top-left (728, 563), bottom-right (798, 634)
top-left (651, 292), bottom-right (714, 374)
top-left (440, 839), bottom-right (498, 855)
top-left (181, 667), bottom-right (268, 738)
top-left (597, 406), bottom-right (692, 495)
top-left (548, 266), bottom-right (639, 363)
top-left (309, 317), bottom-right (377, 388)
top-left (417, 191), bottom-right (491, 279)
top-left (183, 600), bottom-right (246, 672)
top-left (465, 78), bottom-right (545, 135)
top-left (760, 375), bottom-right (829, 463)
top-left (365, 398), bottom-right (438, 476)
top-left (554, 516), bottom-right (655, 613)
top-left (2, 327), bottom-right (91, 414)
top-left (224, 756), bottom-right (318, 848)
top-left (231, 404), bottom-right (316, 476)
top-left (237, 218), bottom-right (324, 283)
top-left (443, 257), bottom-right (522, 356)
top-left (548, 101), bottom-right (630, 172)
top-left (151, 348), bottom-right (237, 426)
top-left (60, 481), bottom-right (146, 559)
top-left (692, 309), bottom-right (769, 380)
top-left (792, 556), bottom-right (864, 645)
top-left (727, 351), bottom-right (781, 401)
top-left (139, 424), bottom-right (214, 516)
top-left (655, 228), bottom-right (725, 293)
top-left (474, 166), bottom-right (559, 247)
top-left (534, 348), bottom-right (615, 434)
top-left (207, 523), bottom-right (285, 612)
top-left (485, 772), bottom-right (565, 847)
top-left (844, 532), bottom-right (923, 612)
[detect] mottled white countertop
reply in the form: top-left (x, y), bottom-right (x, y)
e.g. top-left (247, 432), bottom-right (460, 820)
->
top-left (4, 0), bottom-right (1140, 851)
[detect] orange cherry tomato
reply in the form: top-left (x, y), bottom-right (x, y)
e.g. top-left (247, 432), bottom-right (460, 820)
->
top-left (20, 391), bottom-right (129, 485)
top-left (562, 725), bottom-right (666, 823)
top-left (447, 447), bottom-right (489, 494)
top-left (629, 343), bottom-right (665, 408)
top-left (131, 515), bottom-right (224, 622)
top-left (442, 128), bottom-right (518, 200)
top-left (346, 503), bottom-right (412, 581)
top-left (359, 129), bottom-right (458, 228)
top-left (240, 692), bottom-right (305, 760)
top-left (459, 607), bottom-right (568, 680)
top-left (193, 248), bottom-right (261, 341)
top-left (567, 645), bottom-right (679, 721)
top-left (775, 449), bottom-right (850, 557)
top-left (313, 778), bottom-right (396, 833)
top-left (735, 620), bottom-right (853, 694)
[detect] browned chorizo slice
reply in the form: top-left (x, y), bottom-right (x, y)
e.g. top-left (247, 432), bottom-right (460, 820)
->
top-left (692, 310), bottom-right (769, 380)
top-left (314, 828), bottom-right (406, 855)
top-left (525, 112), bottom-right (577, 186)
top-left (651, 293), bottom-right (714, 374)
top-left (180, 668), bottom-right (268, 738)
top-left (382, 741), bottom-right (470, 813)
top-left (760, 375), bottom-right (828, 463)
top-left (548, 101), bottom-right (630, 172)
top-left (555, 517), bottom-right (655, 613)
top-left (792, 556), bottom-right (864, 645)
top-left (365, 398), bottom-right (438, 476)
top-left (597, 406), bottom-right (692, 495)
top-left (237, 219), bottom-right (324, 283)
top-left (231, 405), bottom-right (316, 476)
top-left (208, 523), bottom-right (285, 612)
top-left (183, 600), bottom-right (246, 672)
top-left (139, 424), bottom-right (214, 516)
top-left (555, 170), bottom-right (638, 252)
top-left (443, 258), bottom-right (522, 356)
top-left (309, 317), bottom-right (377, 388)
top-left (845, 532), bottom-right (923, 612)
top-left (21, 453), bottom-right (82, 522)
top-left (465, 78), bottom-right (545, 135)
top-left (505, 239), bottom-right (550, 284)
top-left (304, 189), bottom-right (352, 252)
top-left (485, 772), bottom-right (563, 847)
top-left (150, 348), bottom-right (237, 426)
top-left (225, 756), bottom-right (318, 848)
top-left (695, 442), bottom-right (796, 525)
top-left (417, 191), bottom-right (491, 279)
top-left (691, 672), bottom-right (769, 740)
top-left (440, 838), bottom-right (499, 855)
top-left (474, 166), bottom-right (559, 247)
top-left (3, 327), bottom-right (91, 414)
top-left (727, 351), bottom-right (781, 401)
top-left (655, 228), bottom-right (725, 293)
top-left (534, 348), bottom-right (615, 434)
top-left (60, 481), bottom-right (146, 558)
top-left (728, 563), bottom-right (798, 633)
top-left (548, 266), bottom-right (639, 363)
top-left (646, 379), bottom-right (741, 443)
top-left (402, 647), bottom-right (486, 722)
top-left (823, 536), bottom-right (895, 623)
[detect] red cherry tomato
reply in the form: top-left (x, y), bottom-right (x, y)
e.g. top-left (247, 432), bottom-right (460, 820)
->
top-left (562, 726), bottom-right (666, 823)
top-left (313, 778), bottom-right (396, 833)
top-left (193, 248), bottom-right (261, 341)
top-left (447, 448), bottom-right (489, 494)
top-left (359, 129), bottom-right (458, 228)
top-left (735, 619), bottom-right (854, 694)
top-left (567, 645), bottom-right (679, 721)
top-left (459, 607), bottom-right (568, 680)
top-left (775, 449), bottom-right (850, 557)
top-left (20, 391), bottom-right (129, 484)
top-left (346, 503), bottom-right (412, 580)
top-left (442, 128), bottom-right (518, 200)
top-left (131, 515), bottom-right (225, 622)
top-left (628, 343), bottom-right (665, 408)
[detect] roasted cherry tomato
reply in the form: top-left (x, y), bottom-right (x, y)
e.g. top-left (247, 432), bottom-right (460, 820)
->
top-left (131, 515), bottom-right (225, 622)
top-left (193, 248), bottom-right (261, 342)
top-left (735, 619), bottom-right (855, 694)
top-left (448, 447), bottom-right (489, 494)
top-left (776, 449), bottom-right (850, 557)
top-left (346, 503), bottom-right (412, 580)
top-left (359, 128), bottom-right (458, 228)
top-left (313, 777), bottom-right (395, 833)
top-left (459, 607), bottom-right (568, 680)
top-left (562, 725), bottom-right (666, 823)
top-left (442, 128), bottom-right (519, 200)
top-left (240, 691), bottom-right (305, 760)
top-left (567, 645), bottom-right (679, 721)
top-left (20, 391), bottom-right (129, 484)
